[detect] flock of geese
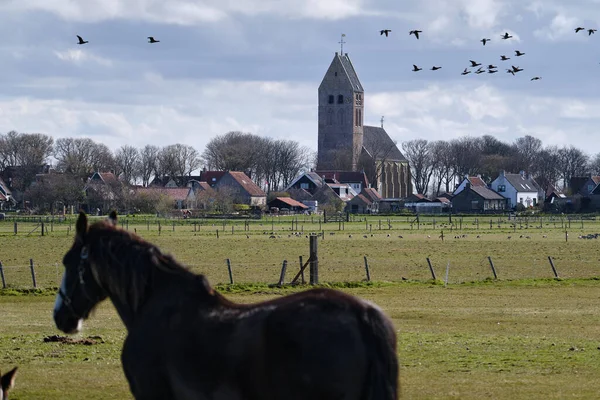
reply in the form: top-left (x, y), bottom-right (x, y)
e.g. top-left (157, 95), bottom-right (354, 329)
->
top-left (380, 27), bottom-right (598, 81)
top-left (76, 35), bottom-right (160, 45)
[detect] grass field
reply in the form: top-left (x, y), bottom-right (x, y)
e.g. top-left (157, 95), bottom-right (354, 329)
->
top-left (2, 214), bottom-right (600, 398)
top-left (2, 281), bottom-right (600, 399)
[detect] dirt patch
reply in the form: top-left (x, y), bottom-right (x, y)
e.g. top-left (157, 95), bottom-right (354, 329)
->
top-left (43, 335), bottom-right (104, 345)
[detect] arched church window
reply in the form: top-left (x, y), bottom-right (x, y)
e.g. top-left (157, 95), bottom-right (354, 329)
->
top-left (358, 109), bottom-right (362, 126)
top-left (327, 109), bottom-right (334, 125)
top-left (328, 95), bottom-right (334, 104)
top-left (338, 95), bottom-right (344, 104)
top-left (338, 109), bottom-right (345, 125)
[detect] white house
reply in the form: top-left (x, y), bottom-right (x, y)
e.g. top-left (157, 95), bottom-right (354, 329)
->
top-left (490, 171), bottom-right (539, 208)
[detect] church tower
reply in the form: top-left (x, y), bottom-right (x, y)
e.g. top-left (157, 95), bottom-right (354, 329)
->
top-left (317, 52), bottom-right (364, 171)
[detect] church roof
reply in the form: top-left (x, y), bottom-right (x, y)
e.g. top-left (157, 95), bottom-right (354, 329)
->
top-left (362, 126), bottom-right (407, 162)
top-left (338, 53), bottom-right (363, 92)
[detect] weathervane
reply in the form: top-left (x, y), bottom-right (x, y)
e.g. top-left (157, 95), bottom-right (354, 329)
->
top-left (339, 33), bottom-right (346, 54)
top-left (381, 116), bottom-right (385, 128)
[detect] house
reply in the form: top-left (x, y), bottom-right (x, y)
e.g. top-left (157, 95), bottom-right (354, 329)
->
top-left (135, 187), bottom-right (194, 209)
top-left (84, 172), bottom-right (121, 213)
top-left (268, 197), bottom-right (309, 213)
top-left (215, 171), bottom-right (266, 207)
top-left (200, 171), bottom-right (227, 187)
top-left (285, 171), bottom-right (325, 195)
top-left (314, 171), bottom-right (369, 196)
top-left (346, 193), bottom-right (373, 214)
top-left (579, 176), bottom-right (600, 196)
top-left (490, 171), bottom-right (539, 209)
top-left (451, 183), bottom-right (507, 213)
top-left (326, 183), bottom-right (355, 202)
top-left (361, 187), bottom-right (382, 213)
top-left (453, 175), bottom-right (487, 196)
top-left (0, 177), bottom-right (14, 210)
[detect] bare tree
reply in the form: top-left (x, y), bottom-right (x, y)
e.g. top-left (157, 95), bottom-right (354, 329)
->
top-left (114, 145), bottom-right (140, 185)
top-left (535, 146), bottom-right (560, 192)
top-left (557, 145), bottom-right (589, 190)
top-left (202, 131), bottom-right (261, 172)
top-left (429, 140), bottom-right (454, 195)
top-left (0, 131), bottom-right (54, 190)
top-left (588, 153), bottom-right (600, 176)
top-left (157, 144), bottom-right (201, 184)
top-left (513, 135), bottom-right (542, 174)
top-left (402, 139), bottom-right (435, 195)
top-left (138, 145), bottom-right (160, 187)
top-left (54, 138), bottom-right (115, 178)
top-left (449, 136), bottom-right (483, 178)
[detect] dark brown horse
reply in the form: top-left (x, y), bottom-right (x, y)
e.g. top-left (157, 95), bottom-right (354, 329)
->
top-left (53, 212), bottom-right (399, 399)
top-left (1, 367), bottom-right (17, 400)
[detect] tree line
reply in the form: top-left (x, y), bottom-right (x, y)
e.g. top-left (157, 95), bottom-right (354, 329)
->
top-left (0, 130), bottom-right (314, 194)
top-left (401, 135), bottom-right (599, 196)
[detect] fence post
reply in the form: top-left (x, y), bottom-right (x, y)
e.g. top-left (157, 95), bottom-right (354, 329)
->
top-left (299, 255), bottom-right (305, 284)
top-left (0, 261), bottom-right (6, 289)
top-left (41, 222), bottom-right (45, 236)
top-left (565, 231), bottom-right (568, 242)
top-left (216, 229), bottom-right (219, 239)
top-left (278, 260), bottom-right (288, 286)
top-left (364, 256), bottom-right (371, 282)
top-left (444, 261), bottom-right (450, 287)
top-left (426, 257), bottom-right (437, 280)
top-left (309, 235), bottom-right (319, 285)
top-left (226, 259), bottom-right (234, 284)
top-left (14, 222), bottom-right (17, 235)
top-left (29, 259), bottom-right (37, 288)
top-left (487, 256), bottom-right (498, 279)
top-left (547, 256), bottom-right (559, 278)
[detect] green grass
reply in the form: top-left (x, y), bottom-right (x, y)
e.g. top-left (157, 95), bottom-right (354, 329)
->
top-left (3, 281), bottom-right (600, 399)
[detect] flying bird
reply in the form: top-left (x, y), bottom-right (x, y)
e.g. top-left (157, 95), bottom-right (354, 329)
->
top-left (501, 32), bottom-right (513, 40)
top-left (531, 76), bottom-right (542, 81)
top-left (469, 60), bottom-right (482, 67)
top-left (461, 68), bottom-right (471, 75)
top-left (475, 67), bottom-right (485, 74)
top-left (575, 27), bottom-right (585, 33)
top-left (500, 55), bottom-right (510, 61)
top-left (431, 66), bottom-right (442, 70)
top-left (76, 35), bottom-right (88, 45)
top-left (409, 30), bottom-right (422, 39)
top-left (588, 29), bottom-right (597, 35)
top-left (380, 29), bottom-right (392, 37)
top-left (148, 36), bottom-right (160, 43)
top-left (506, 69), bottom-right (515, 75)
top-left (515, 50), bottom-right (525, 56)
top-left (488, 64), bottom-right (498, 69)
top-left (481, 38), bottom-right (491, 46)
top-left (511, 65), bottom-right (523, 72)
top-left (412, 64), bottom-right (422, 72)
top-left (488, 69), bottom-right (498, 74)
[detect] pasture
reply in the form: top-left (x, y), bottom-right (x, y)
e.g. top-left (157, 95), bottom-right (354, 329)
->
top-left (2, 214), bottom-right (600, 398)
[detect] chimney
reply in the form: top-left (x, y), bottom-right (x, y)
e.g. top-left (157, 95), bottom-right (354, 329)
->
top-left (519, 170), bottom-right (525, 178)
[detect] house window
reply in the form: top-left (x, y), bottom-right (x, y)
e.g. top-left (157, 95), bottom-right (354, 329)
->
top-left (519, 197), bottom-right (523, 204)
top-left (300, 183), bottom-right (309, 189)
top-left (328, 95), bottom-right (334, 104)
top-left (471, 200), bottom-right (479, 210)
top-left (498, 185), bottom-right (505, 192)
top-left (533, 198), bottom-right (537, 206)
top-left (338, 95), bottom-right (344, 104)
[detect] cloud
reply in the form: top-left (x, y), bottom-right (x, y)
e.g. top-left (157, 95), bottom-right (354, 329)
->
top-left (54, 49), bottom-right (113, 66)
top-left (1, 0), bottom-right (367, 24)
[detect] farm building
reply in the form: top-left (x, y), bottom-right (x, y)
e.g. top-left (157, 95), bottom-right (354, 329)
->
top-left (267, 197), bottom-right (309, 213)
top-left (451, 183), bottom-right (506, 213)
top-left (215, 171), bottom-right (266, 207)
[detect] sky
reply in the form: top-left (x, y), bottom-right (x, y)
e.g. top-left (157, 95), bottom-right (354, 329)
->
top-left (1, 0), bottom-right (600, 158)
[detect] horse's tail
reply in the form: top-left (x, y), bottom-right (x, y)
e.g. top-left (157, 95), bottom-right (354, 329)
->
top-left (361, 304), bottom-right (399, 399)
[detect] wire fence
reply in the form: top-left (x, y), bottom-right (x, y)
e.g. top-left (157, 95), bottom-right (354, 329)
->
top-left (2, 255), bottom-right (599, 290)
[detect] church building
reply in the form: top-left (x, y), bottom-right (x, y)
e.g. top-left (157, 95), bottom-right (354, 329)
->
top-left (316, 52), bottom-right (412, 198)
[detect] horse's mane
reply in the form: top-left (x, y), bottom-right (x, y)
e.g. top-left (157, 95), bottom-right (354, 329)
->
top-left (86, 220), bottom-right (205, 312)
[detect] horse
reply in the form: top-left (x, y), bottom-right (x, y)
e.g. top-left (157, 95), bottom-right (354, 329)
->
top-left (1, 367), bottom-right (17, 400)
top-left (53, 212), bottom-right (399, 399)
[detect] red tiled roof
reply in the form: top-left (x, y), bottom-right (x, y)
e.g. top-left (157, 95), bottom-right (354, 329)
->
top-left (227, 172), bottom-right (266, 197)
top-left (591, 176), bottom-right (600, 185)
top-left (355, 193), bottom-right (372, 205)
top-left (315, 171), bottom-right (370, 188)
top-left (362, 187), bottom-right (382, 201)
top-left (99, 172), bottom-right (118, 183)
top-left (137, 187), bottom-right (190, 201)
top-left (435, 197), bottom-right (451, 204)
top-left (468, 176), bottom-right (487, 187)
top-left (273, 197), bottom-right (308, 209)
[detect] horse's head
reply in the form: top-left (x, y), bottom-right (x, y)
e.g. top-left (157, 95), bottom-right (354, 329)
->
top-left (0, 367), bottom-right (17, 400)
top-left (53, 211), bottom-right (115, 334)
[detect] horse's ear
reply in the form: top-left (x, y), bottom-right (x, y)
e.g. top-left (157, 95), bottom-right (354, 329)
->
top-left (75, 211), bottom-right (88, 242)
top-left (1, 366), bottom-right (17, 393)
top-left (108, 210), bottom-right (118, 226)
